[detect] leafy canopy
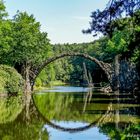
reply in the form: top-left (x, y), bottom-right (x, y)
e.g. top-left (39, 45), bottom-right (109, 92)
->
top-left (9, 11), bottom-right (51, 66)
top-left (83, 0), bottom-right (140, 36)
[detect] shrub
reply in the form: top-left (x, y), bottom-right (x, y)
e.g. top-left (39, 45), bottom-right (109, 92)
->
top-left (0, 65), bottom-right (24, 94)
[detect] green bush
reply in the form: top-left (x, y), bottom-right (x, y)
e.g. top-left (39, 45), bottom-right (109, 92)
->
top-left (0, 65), bottom-right (24, 94)
top-left (0, 70), bottom-right (7, 93)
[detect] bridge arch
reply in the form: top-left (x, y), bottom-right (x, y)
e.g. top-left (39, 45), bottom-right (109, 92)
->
top-left (32, 53), bottom-right (113, 88)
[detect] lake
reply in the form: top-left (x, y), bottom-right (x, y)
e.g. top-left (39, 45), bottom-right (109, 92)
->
top-left (0, 86), bottom-right (140, 140)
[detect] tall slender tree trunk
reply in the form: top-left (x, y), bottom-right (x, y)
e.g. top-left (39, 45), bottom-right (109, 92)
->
top-left (114, 54), bottom-right (120, 93)
top-left (24, 64), bottom-right (32, 96)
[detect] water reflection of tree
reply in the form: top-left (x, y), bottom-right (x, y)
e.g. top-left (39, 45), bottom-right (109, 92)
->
top-left (0, 91), bottom-right (139, 139)
top-left (82, 91), bottom-right (140, 139)
top-left (0, 121), bottom-right (48, 140)
top-left (33, 92), bottom-right (106, 123)
top-left (99, 122), bottom-right (140, 140)
top-left (98, 94), bottom-right (140, 140)
top-left (33, 93), bottom-right (75, 120)
top-left (0, 95), bottom-right (49, 140)
top-left (31, 93), bottom-right (140, 138)
top-left (83, 87), bottom-right (93, 113)
top-left (0, 96), bottom-right (23, 124)
top-left (34, 92), bottom-right (140, 123)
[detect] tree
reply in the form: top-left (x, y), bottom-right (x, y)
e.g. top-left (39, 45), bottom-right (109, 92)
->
top-left (83, 0), bottom-right (140, 37)
top-left (11, 12), bottom-right (51, 93)
top-left (0, 11), bottom-right (51, 93)
top-left (10, 12), bottom-right (51, 65)
top-left (83, 0), bottom-right (140, 92)
top-left (0, 1), bottom-right (13, 64)
top-left (0, 0), bottom-right (8, 19)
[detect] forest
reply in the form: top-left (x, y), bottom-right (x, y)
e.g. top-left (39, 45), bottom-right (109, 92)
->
top-left (0, 0), bottom-right (140, 94)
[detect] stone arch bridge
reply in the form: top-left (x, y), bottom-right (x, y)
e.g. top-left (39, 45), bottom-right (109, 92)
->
top-left (30, 52), bottom-right (114, 90)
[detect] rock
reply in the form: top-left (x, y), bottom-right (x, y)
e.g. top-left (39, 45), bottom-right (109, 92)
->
top-left (112, 60), bottom-right (139, 93)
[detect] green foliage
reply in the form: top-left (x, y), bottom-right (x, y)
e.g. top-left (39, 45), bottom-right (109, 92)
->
top-left (0, 67), bottom-right (7, 93)
top-left (0, 0), bottom-right (12, 64)
top-left (0, 96), bottom-right (23, 123)
top-left (0, 97), bottom-right (48, 140)
top-left (48, 40), bottom-right (110, 84)
top-left (44, 15), bottom-right (140, 84)
top-left (33, 92), bottom-right (104, 122)
top-left (35, 64), bottom-right (56, 87)
top-left (0, 1), bottom-right (139, 88)
top-left (100, 123), bottom-right (140, 140)
top-left (131, 48), bottom-right (140, 64)
top-left (0, 4), bottom-right (52, 91)
top-left (0, 8), bottom-right (52, 88)
top-left (1, 11), bottom-right (51, 66)
top-left (35, 78), bottom-right (42, 87)
top-left (0, 20), bottom-right (12, 59)
top-left (0, 65), bottom-right (23, 94)
top-left (105, 30), bottom-right (128, 56)
top-left (0, 0), bottom-right (8, 19)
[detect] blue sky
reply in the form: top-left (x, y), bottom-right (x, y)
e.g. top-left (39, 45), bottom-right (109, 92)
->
top-left (5, 0), bottom-right (109, 44)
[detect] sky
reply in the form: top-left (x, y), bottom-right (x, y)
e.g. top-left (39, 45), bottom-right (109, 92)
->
top-left (5, 0), bottom-right (109, 44)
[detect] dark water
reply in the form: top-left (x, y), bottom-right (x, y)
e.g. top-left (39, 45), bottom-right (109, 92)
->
top-left (0, 86), bottom-right (140, 140)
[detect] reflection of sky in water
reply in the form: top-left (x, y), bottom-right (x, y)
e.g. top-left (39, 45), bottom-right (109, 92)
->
top-left (40, 86), bottom-right (91, 93)
top-left (44, 121), bottom-right (108, 140)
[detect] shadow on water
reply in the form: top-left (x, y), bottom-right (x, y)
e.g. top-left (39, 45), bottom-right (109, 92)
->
top-left (0, 86), bottom-right (140, 140)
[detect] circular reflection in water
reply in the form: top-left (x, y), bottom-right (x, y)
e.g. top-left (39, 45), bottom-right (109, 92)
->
top-left (33, 86), bottom-right (140, 140)
top-left (43, 121), bottom-right (108, 140)
top-left (33, 86), bottom-right (109, 130)
top-left (33, 86), bottom-right (110, 140)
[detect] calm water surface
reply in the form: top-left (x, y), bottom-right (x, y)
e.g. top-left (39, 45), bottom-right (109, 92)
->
top-left (0, 86), bottom-right (140, 140)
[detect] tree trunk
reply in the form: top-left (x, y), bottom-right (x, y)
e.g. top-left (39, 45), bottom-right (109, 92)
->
top-left (114, 55), bottom-right (120, 93)
top-left (24, 65), bottom-right (32, 96)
